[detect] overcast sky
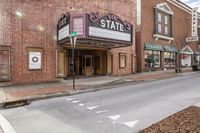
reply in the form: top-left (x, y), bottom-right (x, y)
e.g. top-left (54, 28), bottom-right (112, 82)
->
top-left (181, 0), bottom-right (200, 12)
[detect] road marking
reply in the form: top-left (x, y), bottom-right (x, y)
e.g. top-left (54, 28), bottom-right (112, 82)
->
top-left (87, 106), bottom-right (98, 110)
top-left (72, 100), bottom-right (80, 103)
top-left (66, 98), bottom-right (73, 101)
top-left (96, 110), bottom-right (109, 114)
top-left (0, 114), bottom-right (17, 133)
top-left (108, 115), bottom-right (120, 121)
top-left (78, 103), bottom-right (84, 106)
top-left (97, 121), bottom-right (103, 123)
top-left (123, 120), bottom-right (139, 128)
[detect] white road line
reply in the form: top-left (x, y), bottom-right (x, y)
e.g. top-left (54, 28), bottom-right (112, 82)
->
top-left (97, 121), bottom-right (103, 123)
top-left (96, 110), bottom-right (109, 114)
top-left (78, 103), bottom-right (84, 106)
top-left (108, 115), bottom-right (120, 121)
top-left (66, 98), bottom-right (73, 101)
top-left (87, 106), bottom-right (98, 110)
top-left (123, 120), bottom-right (139, 128)
top-left (72, 100), bottom-right (80, 103)
top-left (0, 114), bottom-right (17, 133)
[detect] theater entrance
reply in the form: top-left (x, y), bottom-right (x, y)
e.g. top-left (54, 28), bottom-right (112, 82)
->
top-left (57, 49), bottom-right (108, 77)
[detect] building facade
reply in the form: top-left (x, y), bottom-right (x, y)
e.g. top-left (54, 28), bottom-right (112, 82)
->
top-left (0, 0), bottom-right (136, 85)
top-left (136, 0), bottom-right (200, 72)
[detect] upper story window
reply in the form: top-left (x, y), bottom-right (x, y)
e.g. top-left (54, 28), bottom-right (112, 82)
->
top-left (154, 3), bottom-right (174, 41)
top-left (164, 16), bottom-right (168, 35)
top-left (198, 27), bottom-right (200, 44)
top-left (158, 13), bottom-right (162, 23)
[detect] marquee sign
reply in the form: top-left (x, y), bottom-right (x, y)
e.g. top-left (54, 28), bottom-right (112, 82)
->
top-left (88, 13), bottom-right (132, 43)
top-left (191, 8), bottom-right (198, 37)
top-left (57, 12), bottom-right (133, 47)
top-left (57, 13), bottom-right (70, 42)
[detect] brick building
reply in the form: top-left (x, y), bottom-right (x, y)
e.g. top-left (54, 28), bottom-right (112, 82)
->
top-left (136, 0), bottom-right (200, 72)
top-left (0, 0), bottom-right (136, 85)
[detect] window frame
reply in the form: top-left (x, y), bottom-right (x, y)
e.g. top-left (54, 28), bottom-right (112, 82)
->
top-left (119, 53), bottom-right (127, 68)
top-left (144, 50), bottom-right (161, 68)
top-left (164, 52), bottom-right (176, 68)
top-left (154, 9), bottom-right (172, 38)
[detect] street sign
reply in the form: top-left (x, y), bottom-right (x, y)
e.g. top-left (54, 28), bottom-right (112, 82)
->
top-left (69, 31), bottom-right (77, 91)
top-left (70, 32), bottom-right (77, 47)
top-left (186, 36), bottom-right (199, 43)
top-left (69, 32), bottom-right (77, 38)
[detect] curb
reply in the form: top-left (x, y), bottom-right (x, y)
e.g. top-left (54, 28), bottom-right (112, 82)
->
top-left (0, 71), bottom-right (197, 109)
top-left (194, 101), bottom-right (200, 107)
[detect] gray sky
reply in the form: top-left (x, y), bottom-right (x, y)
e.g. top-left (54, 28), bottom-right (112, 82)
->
top-left (181, 0), bottom-right (200, 12)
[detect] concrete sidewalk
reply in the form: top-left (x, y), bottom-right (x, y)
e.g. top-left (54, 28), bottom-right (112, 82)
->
top-left (0, 68), bottom-right (196, 106)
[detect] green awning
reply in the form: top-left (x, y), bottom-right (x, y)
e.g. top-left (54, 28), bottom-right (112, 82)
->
top-left (164, 46), bottom-right (179, 53)
top-left (195, 50), bottom-right (200, 55)
top-left (144, 43), bottom-right (164, 51)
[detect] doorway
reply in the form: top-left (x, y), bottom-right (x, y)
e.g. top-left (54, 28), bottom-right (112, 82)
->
top-left (83, 55), bottom-right (93, 76)
top-left (65, 49), bottom-right (107, 77)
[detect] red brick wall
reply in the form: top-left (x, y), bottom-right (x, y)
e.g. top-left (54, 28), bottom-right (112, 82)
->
top-left (0, 0), bottom-right (136, 84)
top-left (136, 0), bottom-right (200, 72)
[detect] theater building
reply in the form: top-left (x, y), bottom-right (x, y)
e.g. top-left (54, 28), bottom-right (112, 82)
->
top-left (136, 0), bottom-right (200, 72)
top-left (57, 12), bottom-right (134, 77)
top-left (0, 0), bottom-right (136, 85)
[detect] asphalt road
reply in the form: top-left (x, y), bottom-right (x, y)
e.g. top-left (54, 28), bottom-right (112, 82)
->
top-left (1, 73), bottom-right (200, 133)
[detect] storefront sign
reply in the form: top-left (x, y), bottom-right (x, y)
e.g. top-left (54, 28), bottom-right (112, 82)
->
top-left (144, 43), bottom-right (164, 51)
top-left (57, 14), bottom-right (70, 41)
top-left (164, 45), bottom-right (179, 53)
top-left (88, 13), bottom-right (132, 43)
top-left (186, 36), bottom-right (199, 42)
top-left (29, 52), bottom-right (42, 69)
top-left (192, 8), bottom-right (198, 37)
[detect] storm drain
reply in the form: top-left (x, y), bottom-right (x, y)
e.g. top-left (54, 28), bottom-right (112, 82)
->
top-left (2, 100), bottom-right (31, 109)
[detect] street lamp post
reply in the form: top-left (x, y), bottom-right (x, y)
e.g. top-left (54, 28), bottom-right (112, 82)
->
top-left (70, 32), bottom-right (77, 90)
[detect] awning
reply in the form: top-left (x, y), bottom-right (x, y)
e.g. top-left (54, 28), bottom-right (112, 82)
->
top-left (144, 43), bottom-right (164, 51)
top-left (164, 46), bottom-right (179, 53)
top-left (194, 50), bottom-right (200, 55)
top-left (181, 45), bottom-right (194, 55)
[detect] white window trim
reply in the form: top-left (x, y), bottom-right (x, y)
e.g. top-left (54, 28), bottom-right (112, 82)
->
top-left (181, 45), bottom-right (194, 55)
top-left (158, 24), bottom-right (162, 33)
top-left (158, 13), bottom-right (162, 23)
top-left (153, 34), bottom-right (174, 41)
top-left (156, 3), bottom-right (174, 15)
top-left (164, 26), bottom-right (168, 35)
top-left (164, 16), bottom-right (168, 25)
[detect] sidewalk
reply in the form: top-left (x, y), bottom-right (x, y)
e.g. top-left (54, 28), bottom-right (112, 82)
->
top-left (0, 68), bottom-right (196, 106)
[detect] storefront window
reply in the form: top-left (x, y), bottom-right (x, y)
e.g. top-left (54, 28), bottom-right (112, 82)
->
top-left (144, 50), bottom-right (160, 68)
top-left (164, 52), bottom-right (176, 67)
top-left (195, 55), bottom-right (200, 65)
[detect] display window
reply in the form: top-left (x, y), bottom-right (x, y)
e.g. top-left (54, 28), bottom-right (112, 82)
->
top-left (164, 52), bottom-right (176, 67)
top-left (144, 50), bottom-right (160, 68)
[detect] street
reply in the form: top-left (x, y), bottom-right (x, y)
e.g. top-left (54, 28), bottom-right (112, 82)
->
top-left (0, 73), bottom-right (200, 133)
